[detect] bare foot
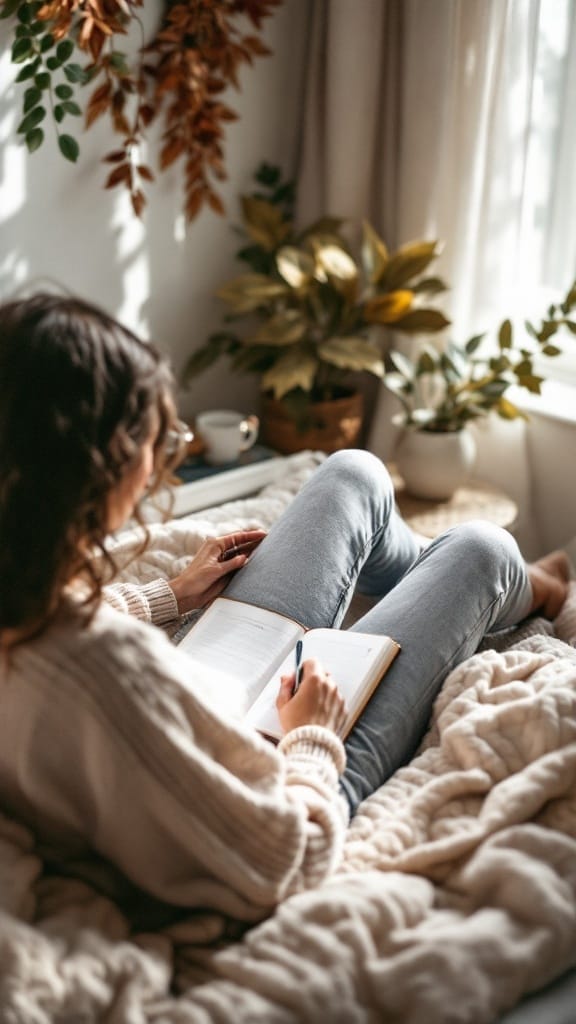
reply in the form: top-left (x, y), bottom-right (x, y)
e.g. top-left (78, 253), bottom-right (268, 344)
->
top-left (527, 549), bottom-right (571, 618)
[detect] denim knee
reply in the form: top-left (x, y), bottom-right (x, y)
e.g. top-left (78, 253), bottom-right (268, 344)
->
top-left (321, 450), bottom-right (395, 505)
top-left (435, 520), bottom-right (525, 598)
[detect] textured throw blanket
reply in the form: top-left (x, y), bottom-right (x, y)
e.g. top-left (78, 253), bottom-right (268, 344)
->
top-left (2, 455), bottom-right (576, 1023)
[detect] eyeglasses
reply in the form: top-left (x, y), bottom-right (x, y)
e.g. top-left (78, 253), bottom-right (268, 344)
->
top-left (164, 419), bottom-right (194, 459)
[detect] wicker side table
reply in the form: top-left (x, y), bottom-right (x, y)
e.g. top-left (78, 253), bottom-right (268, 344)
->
top-left (389, 466), bottom-right (518, 540)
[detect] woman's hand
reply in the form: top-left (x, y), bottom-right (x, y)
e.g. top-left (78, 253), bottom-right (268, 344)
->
top-left (276, 657), bottom-right (347, 735)
top-left (168, 530), bottom-right (266, 614)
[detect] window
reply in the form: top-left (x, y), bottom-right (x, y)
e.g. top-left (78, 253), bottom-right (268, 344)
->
top-left (516, 0), bottom-right (576, 383)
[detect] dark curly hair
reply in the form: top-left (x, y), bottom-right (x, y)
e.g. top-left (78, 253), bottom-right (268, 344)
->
top-left (0, 293), bottom-right (181, 640)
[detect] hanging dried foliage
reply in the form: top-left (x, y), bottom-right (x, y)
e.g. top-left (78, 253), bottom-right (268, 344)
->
top-left (1, 0), bottom-right (282, 220)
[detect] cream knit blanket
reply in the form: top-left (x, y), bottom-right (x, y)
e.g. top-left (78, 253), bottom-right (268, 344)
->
top-left (2, 456), bottom-right (576, 1023)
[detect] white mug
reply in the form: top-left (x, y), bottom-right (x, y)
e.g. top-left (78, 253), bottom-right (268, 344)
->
top-left (195, 410), bottom-right (260, 465)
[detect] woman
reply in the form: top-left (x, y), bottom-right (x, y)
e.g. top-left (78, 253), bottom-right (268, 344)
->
top-left (0, 294), bottom-right (569, 929)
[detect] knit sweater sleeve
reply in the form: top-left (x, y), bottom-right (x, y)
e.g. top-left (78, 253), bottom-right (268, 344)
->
top-left (103, 579), bottom-right (179, 626)
top-left (16, 608), bottom-right (350, 918)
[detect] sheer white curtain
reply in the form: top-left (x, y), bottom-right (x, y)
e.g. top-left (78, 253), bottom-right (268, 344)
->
top-left (296, 0), bottom-right (576, 555)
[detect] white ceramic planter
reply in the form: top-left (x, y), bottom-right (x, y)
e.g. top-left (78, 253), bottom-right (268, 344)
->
top-left (394, 428), bottom-right (477, 501)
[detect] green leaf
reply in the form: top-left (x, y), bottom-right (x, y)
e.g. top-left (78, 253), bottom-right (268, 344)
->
top-left (62, 99), bottom-right (81, 116)
top-left (538, 320), bottom-right (558, 341)
top-left (393, 309), bottom-right (451, 333)
top-left (17, 104), bottom-right (45, 134)
top-left (383, 241), bottom-right (441, 290)
top-left (181, 332), bottom-right (240, 383)
top-left (250, 309), bottom-right (308, 346)
top-left (388, 350), bottom-right (416, 380)
top-left (496, 397), bottom-right (527, 421)
top-left (15, 57), bottom-right (41, 81)
top-left (11, 36), bottom-right (33, 61)
top-left (23, 85), bottom-right (41, 112)
top-left (383, 372), bottom-right (414, 397)
top-left (216, 273), bottom-right (288, 314)
top-left (361, 220), bottom-right (389, 284)
top-left (464, 333), bottom-right (485, 354)
top-left (0, 0), bottom-right (20, 18)
top-left (415, 347), bottom-right (439, 375)
top-left (318, 337), bottom-right (385, 377)
top-left (516, 373), bottom-right (544, 394)
top-left (46, 55), bottom-right (61, 71)
top-left (29, 17), bottom-right (46, 35)
top-left (261, 350), bottom-right (318, 398)
top-left (63, 62), bottom-right (89, 84)
top-left (412, 276), bottom-right (449, 296)
top-left (439, 352), bottom-right (460, 379)
top-left (17, 1), bottom-right (32, 21)
top-left (56, 39), bottom-right (74, 62)
top-left (514, 358), bottom-right (533, 376)
top-left (241, 195), bottom-right (291, 251)
top-left (480, 380), bottom-right (509, 398)
top-left (54, 83), bottom-right (73, 99)
top-left (25, 126), bottom-right (44, 152)
top-left (542, 344), bottom-right (562, 356)
top-left (276, 246), bottom-right (315, 287)
top-left (40, 32), bottom-right (54, 52)
top-left (300, 216), bottom-right (344, 239)
top-left (109, 51), bottom-right (129, 72)
top-left (489, 354), bottom-right (511, 373)
top-left (364, 290), bottom-right (413, 324)
top-left (314, 243), bottom-right (358, 283)
top-left (17, 1), bottom-right (37, 22)
top-left (498, 319), bottom-right (512, 349)
top-left (54, 103), bottom-right (65, 123)
top-left (58, 133), bottom-right (79, 162)
top-left (34, 71), bottom-right (50, 89)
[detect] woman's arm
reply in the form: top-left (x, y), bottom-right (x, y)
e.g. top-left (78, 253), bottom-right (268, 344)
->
top-left (104, 578), bottom-right (179, 625)
top-left (103, 529), bottom-right (267, 625)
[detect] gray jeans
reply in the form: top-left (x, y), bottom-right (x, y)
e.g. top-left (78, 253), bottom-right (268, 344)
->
top-left (225, 450), bottom-right (532, 814)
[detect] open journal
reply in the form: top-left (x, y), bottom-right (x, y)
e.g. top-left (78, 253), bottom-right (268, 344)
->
top-left (178, 597), bottom-right (400, 741)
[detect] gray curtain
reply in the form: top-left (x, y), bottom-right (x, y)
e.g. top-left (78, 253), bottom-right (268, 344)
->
top-left (296, 0), bottom-right (402, 243)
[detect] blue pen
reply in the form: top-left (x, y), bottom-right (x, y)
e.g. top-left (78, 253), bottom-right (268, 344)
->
top-left (293, 639), bottom-right (304, 694)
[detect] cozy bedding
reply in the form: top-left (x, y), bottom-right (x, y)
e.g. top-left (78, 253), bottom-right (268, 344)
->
top-left (1, 453), bottom-right (576, 1023)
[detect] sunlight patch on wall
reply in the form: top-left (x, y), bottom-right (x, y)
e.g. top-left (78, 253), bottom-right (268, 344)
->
top-left (111, 192), bottom-right (150, 337)
top-left (174, 213), bottom-right (187, 244)
top-left (0, 251), bottom-right (28, 299)
top-left (0, 51), bottom-right (26, 222)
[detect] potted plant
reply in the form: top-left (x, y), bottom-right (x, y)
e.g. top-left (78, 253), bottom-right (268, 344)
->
top-left (383, 281), bottom-right (576, 499)
top-left (182, 163), bottom-right (450, 453)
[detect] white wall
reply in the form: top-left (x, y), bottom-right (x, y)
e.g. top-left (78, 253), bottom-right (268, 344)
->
top-left (527, 413), bottom-right (576, 557)
top-left (0, 1), bottom-right (311, 419)
top-left (471, 410), bottom-right (576, 561)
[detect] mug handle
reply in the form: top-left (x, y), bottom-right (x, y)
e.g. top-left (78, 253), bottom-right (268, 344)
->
top-left (239, 414), bottom-right (260, 452)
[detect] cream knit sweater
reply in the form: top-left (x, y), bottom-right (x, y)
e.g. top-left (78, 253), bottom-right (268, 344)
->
top-left (0, 581), bottom-right (349, 924)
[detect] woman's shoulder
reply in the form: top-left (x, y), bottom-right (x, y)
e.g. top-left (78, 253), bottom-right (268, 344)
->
top-left (7, 598), bottom-right (182, 703)
top-left (51, 596), bottom-right (176, 663)
top-left (4, 598), bottom-right (271, 764)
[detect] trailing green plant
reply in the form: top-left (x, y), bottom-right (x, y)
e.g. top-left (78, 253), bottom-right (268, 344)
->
top-left (183, 162), bottom-right (451, 424)
top-left (1, 0), bottom-right (93, 164)
top-left (384, 282), bottom-right (576, 432)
